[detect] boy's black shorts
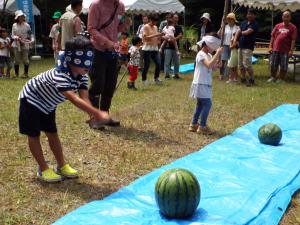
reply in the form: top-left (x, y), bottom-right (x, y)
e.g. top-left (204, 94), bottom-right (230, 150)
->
top-left (19, 98), bottom-right (57, 137)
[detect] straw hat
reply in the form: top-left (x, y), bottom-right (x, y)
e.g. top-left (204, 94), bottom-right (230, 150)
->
top-left (200, 12), bottom-right (211, 22)
top-left (226, 12), bottom-right (238, 23)
top-left (15, 10), bottom-right (25, 20)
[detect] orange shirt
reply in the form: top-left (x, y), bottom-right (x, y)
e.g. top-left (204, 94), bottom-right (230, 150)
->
top-left (120, 38), bottom-right (128, 54)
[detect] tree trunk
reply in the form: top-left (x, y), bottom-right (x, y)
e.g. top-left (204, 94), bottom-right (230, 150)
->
top-left (220, 0), bottom-right (231, 46)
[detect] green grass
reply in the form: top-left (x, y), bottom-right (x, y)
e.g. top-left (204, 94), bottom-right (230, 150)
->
top-left (0, 57), bottom-right (299, 224)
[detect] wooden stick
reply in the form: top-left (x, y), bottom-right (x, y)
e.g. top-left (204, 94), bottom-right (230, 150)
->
top-left (220, 0), bottom-right (231, 46)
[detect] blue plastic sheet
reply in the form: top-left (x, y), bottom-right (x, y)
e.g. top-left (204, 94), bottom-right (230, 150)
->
top-left (54, 104), bottom-right (300, 225)
top-left (175, 63), bottom-right (195, 74)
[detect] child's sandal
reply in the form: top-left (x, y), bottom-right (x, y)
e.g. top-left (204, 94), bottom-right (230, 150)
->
top-left (189, 124), bottom-right (199, 132)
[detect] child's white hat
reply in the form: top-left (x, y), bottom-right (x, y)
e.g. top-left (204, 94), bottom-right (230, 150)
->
top-left (15, 10), bottom-right (25, 20)
top-left (200, 13), bottom-right (211, 22)
top-left (197, 35), bottom-right (221, 51)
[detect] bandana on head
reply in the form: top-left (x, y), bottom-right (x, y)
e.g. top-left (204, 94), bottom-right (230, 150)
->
top-left (197, 36), bottom-right (221, 51)
top-left (56, 49), bottom-right (94, 73)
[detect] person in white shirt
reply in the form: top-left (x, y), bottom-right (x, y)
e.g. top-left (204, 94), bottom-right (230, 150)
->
top-left (160, 22), bottom-right (179, 55)
top-left (49, 11), bottom-right (62, 64)
top-left (0, 28), bottom-right (12, 78)
top-left (127, 36), bottom-right (142, 90)
top-left (11, 10), bottom-right (34, 78)
top-left (218, 12), bottom-right (239, 80)
top-left (136, 15), bottom-right (149, 39)
top-left (189, 35), bottom-right (223, 135)
top-left (136, 15), bottom-right (148, 70)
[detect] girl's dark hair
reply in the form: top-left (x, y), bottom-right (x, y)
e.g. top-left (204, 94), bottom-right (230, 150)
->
top-left (149, 14), bottom-right (159, 22)
top-left (71, 0), bottom-right (83, 9)
top-left (132, 36), bottom-right (142, 46)
top-left (121, 32), bottom-right (129, 37)
top-left (65, 35), bottom-right (93, 51)
top-left (0, 28), bottom-right (7, 33)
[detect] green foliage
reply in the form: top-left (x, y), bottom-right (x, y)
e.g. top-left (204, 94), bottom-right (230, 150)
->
top-left (183, 25), bottom-right (198, 44)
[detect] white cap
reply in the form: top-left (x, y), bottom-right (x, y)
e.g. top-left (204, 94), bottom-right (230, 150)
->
top-left (200, 12), bottom-right (211, 22)
top-left (197, 35), bottom-right (221, 51)
top-left (15, 10), bottom-right (25, 20)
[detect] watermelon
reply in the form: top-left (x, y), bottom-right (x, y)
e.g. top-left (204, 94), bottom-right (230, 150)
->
top-left (258, 123), bottom-right (282, 146)
top-left (155, 168), bottom-right (200, 219)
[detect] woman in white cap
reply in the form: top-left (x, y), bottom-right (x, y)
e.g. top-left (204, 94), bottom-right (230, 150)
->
top-left (189, 34), bottom-right (223, 135)
top-left (197, 12), bottom-right (215, 42)
top-left (218, 12), bottom-right (239, 81)
top-left (11, 10), bottom-right (34, 78)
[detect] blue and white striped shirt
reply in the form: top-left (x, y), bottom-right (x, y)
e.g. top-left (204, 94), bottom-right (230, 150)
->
top-left (19, 68), bottom-right (88, 114)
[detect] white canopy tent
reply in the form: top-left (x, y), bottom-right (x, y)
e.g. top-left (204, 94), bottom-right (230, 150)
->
top-left (0, 0), bottom-right (41, 16)
top-left (232, 0), bottom-right (300, 28)
top-left (232, 0), bottom-right (300, 12)
top-left (123, 0), bottom-right (185, 14)
top-left (67, 0), bottom-right (185, 14)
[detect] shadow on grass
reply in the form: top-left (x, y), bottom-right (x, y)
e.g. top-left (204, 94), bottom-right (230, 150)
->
top-left (100, 126), bottom-right (180, 146)
top-left (38, 179), bottom-right (115, 202)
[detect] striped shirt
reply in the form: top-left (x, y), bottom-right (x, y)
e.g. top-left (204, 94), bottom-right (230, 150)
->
top-left (19, 68), bottom-right (88, 114)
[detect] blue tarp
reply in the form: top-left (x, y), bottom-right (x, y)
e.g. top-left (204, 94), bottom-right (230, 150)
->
top-left (174, 57), bottom-right (258, 74)
top-left (54, 104), bottom-right (300, 225)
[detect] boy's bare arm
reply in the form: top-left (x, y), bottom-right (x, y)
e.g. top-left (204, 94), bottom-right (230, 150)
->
top-left (62, 90), bottom-right (108, 121)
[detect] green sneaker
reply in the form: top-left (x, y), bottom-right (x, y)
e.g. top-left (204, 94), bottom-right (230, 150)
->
top-left (57, 164), bottom-right (78, 178)
top-left (37, 168), bottom-right (62, 183)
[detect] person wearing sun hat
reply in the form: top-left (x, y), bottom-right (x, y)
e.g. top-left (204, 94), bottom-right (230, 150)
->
top-left (197, 12), bottom-right (215, 42)
top-left (11, 10), bottom-right (34, 78)
top-left (217, 12), bottom-right (239, 81)
top-left (18, 36), bottom-right (110, 183)
top-left (49, 11), bottom-right (62, 63)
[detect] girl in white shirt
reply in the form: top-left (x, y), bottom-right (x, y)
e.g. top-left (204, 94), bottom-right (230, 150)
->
top-left (218, 13), bottom-right (239, 80)
top-left (189, 35), bottom-right (223, 135)
top-left (0, 28), bottom-right (12, 78)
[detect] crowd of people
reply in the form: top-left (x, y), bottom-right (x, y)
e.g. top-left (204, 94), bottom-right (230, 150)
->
top-left (0, 10), bottom-right (34, 78)
top-left (1, 0), bottom-right (297, 182)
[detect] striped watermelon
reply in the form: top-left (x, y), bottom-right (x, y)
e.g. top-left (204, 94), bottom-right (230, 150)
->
top-left (258, 123), bottom-right (282, 146)
top-left (155, 168), bottom-right (200, 219)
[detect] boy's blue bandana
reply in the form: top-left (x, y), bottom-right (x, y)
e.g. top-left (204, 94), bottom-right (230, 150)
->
top-left (56, 49), bottom-right (94, 73)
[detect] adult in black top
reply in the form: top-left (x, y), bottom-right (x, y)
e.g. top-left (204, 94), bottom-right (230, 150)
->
top-left (197, 12), bottom-right (215, 42)
top-left (233, 9), bottom-right (258, 86)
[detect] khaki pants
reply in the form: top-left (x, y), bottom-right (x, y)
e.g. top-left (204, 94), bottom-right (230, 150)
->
top-left (14, 48), bottom-right (29, 65)
top-left (238, 49), bottom-right (253, 70)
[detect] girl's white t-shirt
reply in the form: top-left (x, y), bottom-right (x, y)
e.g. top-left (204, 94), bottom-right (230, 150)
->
top-left (162, 25), bottom-right (175, 38)
top-left (224, 24), bottom-right (239, 46)
top-left (0, 37), bottom-right (10, 57)
top-left (193, 50), bottom-right (213, 86)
